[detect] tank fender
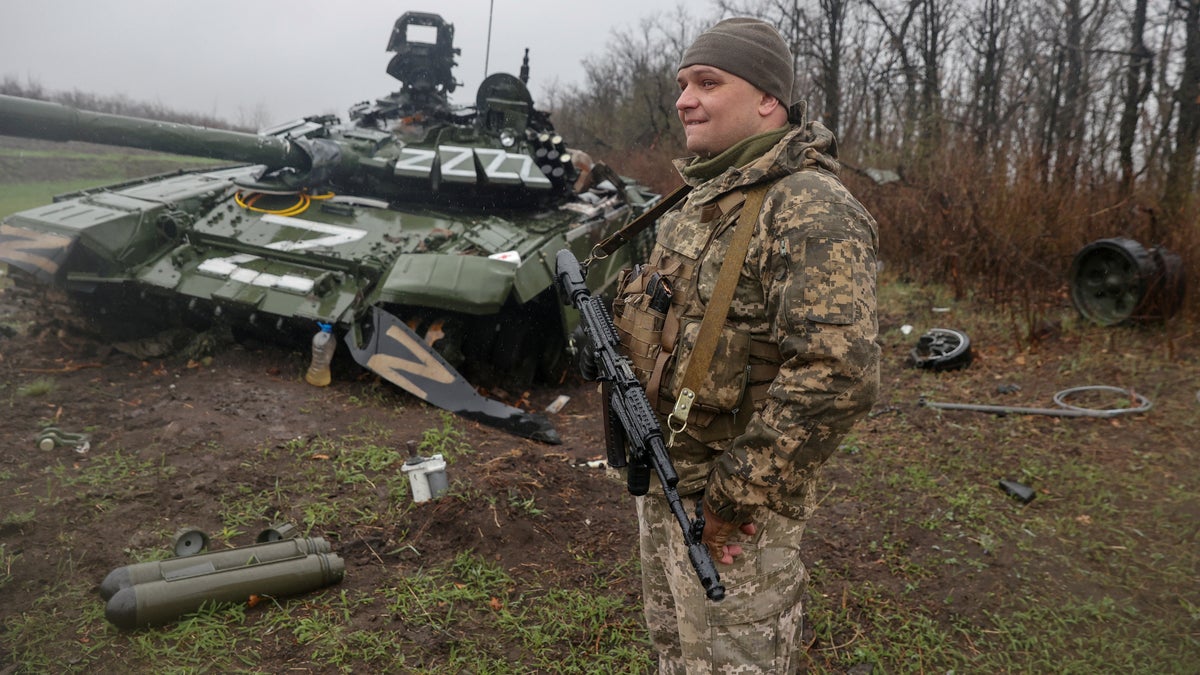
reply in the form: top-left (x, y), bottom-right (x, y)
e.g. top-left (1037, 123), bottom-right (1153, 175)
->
top-left (0, 222), bottom-right (77, 283)
top-left (345, 305), bottom-right (561, 444)
top-left (376, 253), bottom-right (516, 314)
top-left (510, 234), bottom-right (567, 304)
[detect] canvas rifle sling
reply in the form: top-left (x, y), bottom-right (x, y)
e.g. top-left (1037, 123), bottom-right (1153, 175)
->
top-left (666, 183), bottom-right (770, 447)
top-left (586, 184), bottom-right (691, 264)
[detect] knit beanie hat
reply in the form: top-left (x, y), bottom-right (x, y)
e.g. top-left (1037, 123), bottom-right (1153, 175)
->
top-left (678, 18), bottom-right (794, 106)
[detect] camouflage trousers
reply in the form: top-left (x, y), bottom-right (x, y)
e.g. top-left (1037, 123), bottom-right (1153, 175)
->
top-left (636, 493), bottom-right (811, 674)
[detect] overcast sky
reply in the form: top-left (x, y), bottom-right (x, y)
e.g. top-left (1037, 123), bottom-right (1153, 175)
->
top-left (0, 0), bottom-right (676, 128)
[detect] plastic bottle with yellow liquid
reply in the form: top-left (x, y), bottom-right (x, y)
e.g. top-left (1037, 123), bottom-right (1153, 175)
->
top-left (305, 322), bottom-right (336, 386)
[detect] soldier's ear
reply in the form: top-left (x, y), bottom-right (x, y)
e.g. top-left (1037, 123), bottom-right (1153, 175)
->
top-left (758, 93), bottom-right (783, 118)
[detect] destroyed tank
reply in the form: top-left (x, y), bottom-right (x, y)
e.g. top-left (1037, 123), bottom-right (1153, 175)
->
top-left (0, 12), bottom-right (660, 444)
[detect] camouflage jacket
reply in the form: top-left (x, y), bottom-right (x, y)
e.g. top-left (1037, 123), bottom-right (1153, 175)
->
top-left (615, 121), bottom-right (880, 523)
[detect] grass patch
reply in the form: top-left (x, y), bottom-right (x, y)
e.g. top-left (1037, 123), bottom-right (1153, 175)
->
top-left (0, 179), bottom-right (120, 217)
top-left (0, 543), bottom-right (16, 588)
top-left (0, 140), bottom-right (223, 218)
top-left (16, 378), bottom-right (55, 398)
top-left (1, 509), bottom-right (36, 529)
top-left (417, 411), bottom-right (474, 462)
top-left (381, 551), bottom-right (653, 673)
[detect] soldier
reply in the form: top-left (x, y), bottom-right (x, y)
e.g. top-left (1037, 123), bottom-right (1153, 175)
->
top-left (610, 17), bottom-right (880, 673)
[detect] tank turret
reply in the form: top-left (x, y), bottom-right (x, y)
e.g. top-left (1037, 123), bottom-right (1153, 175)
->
top-left (0, 14), bottom-right (577, 205)
top-left (0, 12), bottom-right (661, 443)
top-left (0, 87), bottom-right (576, 203)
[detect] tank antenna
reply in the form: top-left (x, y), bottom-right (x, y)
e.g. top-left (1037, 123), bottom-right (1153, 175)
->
top-left (484, 0), bottom-right (495, 77)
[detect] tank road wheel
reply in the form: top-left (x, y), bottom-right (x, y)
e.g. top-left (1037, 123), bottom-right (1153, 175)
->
top-left (536, 327), bottom-right (569, 384)
top-left (1141, 246), bottom-right (1186, 322)
top-left (909, 328), bottom-right (972, 371)
top-left (491, 319), bottom-right (541, 392)
top-left (489, 292), bottom-right (572, 390)
top-left (1069, 238), bottom-right (1155, 326)
top-left (421, 316), bottom-right (467, 371)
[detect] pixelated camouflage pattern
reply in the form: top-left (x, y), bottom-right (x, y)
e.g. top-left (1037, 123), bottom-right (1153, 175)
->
top-left (622, 120), bottom-right (878, 672)
top-left (623, 121), bottom-right (880, 524)
top-left (638, 493), bottom-right (812, 674)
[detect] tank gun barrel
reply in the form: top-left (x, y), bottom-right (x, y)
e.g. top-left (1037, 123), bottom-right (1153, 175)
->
top-left (0, 94), bottom-right (310, 170)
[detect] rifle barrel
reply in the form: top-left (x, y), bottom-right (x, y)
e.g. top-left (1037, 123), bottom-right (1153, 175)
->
top-left (554, 247), bottom-right (724, 601)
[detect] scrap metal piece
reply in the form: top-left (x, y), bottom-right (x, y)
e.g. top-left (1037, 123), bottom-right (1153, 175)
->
top-left (402, 453), bottom-right (449, 503)
top-left (545, 394), bottom-right (570, 414)
top-left (36, 426), bottom-right (90, 453)
top-left (998, 479), bottom-right (1036, 504)
top-left (100, 537), bottom-right (331, 602)
top-left (345, 305), bottom-right (561, 444)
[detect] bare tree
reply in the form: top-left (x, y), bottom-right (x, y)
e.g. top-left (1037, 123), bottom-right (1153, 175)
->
top-left (810, 0), bottom-right (854, 133)
top-left (863, 0), bottom-right (955, 170)
top-left (1163, 0), bottom-right (1200, 222)
top-left (917, 0), bottom-right (953, 150)
top-left (1119, 0), bottom-right (1155, 192)
top-left (964, 0), bottom-right (1014, 156)
top-left (864, 0), bottom-right (921, 154)
top-left (838, 14), bottom-right (891, 158)
top-left (1145, 3), bottom-right (1184, 184)
top-left (547, 7), bottom-right (705, 164)
top-left (1016, 0), bottom-right (1114, 187)
top-left (1053, 0), bottom-right (1090, 186)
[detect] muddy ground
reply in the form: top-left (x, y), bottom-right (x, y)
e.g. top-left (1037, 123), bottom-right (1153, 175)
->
top-left (3, 267), bottom-right (1197, 671)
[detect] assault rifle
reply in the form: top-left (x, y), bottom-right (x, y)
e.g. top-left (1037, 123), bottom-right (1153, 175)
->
top-left (555, 249), bottom-right (725, 601)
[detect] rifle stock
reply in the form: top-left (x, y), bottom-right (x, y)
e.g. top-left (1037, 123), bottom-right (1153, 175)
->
top-left (555, 249), bottom-right (725, 601)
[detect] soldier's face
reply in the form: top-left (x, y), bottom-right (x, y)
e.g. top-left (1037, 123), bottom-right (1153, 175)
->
top-left (676, 65), bottom-right (776, 158)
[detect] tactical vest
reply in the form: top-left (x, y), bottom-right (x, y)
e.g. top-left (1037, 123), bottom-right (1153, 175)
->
top-left (613, 183), bottom-right (783, 442)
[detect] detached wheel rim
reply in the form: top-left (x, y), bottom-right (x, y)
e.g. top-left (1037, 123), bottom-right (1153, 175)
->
top-left (909, 328), bottom-right (972, 370)
top-left (1069, 238), bottom-right (1153, 326)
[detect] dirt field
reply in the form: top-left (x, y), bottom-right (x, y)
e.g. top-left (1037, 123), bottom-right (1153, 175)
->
top-left (3, 263), bottom-right (1197, 671)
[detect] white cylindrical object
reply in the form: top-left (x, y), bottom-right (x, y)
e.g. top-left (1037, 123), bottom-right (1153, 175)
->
top-left (402, 454), bottom-right (447, 503)
top-left (426, 465), bottom-right (448, 499)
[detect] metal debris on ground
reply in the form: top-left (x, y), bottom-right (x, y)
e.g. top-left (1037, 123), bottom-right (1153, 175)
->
top-left (908, 327), bottom-right (972, 371)
top-left (545, 394), bottom-right (571, 414)
top-left (171, 528), bottom-right (210, 557)
top-left (256, 523), bottom-right (299, 543)
top-left (920, 385), bottom-right (1152, 418)
top-left (1069, 237), bottom-right (1185, 326)
top-left (36, 426), bottom-right (90, 453)
top-left (998, 479), bottom-right (1036, 504)
top-left (100, 535), bottom-right (343, 629)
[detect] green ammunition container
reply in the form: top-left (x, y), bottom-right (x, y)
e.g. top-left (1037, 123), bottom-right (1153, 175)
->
top-left (99, 537), bottom-right (331, 600)
top-left (105, 552), bottom-right (345, 629)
